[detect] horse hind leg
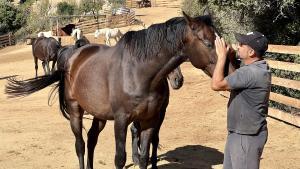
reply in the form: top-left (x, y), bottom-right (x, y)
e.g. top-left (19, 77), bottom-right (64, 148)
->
top-left (86, 118), bottom-right (107, 169)
top-left (51, 58), bottom-right (57, 74)
top-left (34, 56), bottom-right (38, 78)
top-left (42, 61), bottom-right (49, 75)
top-left (68, 101), bottom-right (85, 169)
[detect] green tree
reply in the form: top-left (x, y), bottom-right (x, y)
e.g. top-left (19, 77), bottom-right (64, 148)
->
top-left (57, 2), bottom-right (76, 16)
top-left (14, 0), bottom-right (52, 40)
top-left (182, 0), bottom-right (300, 114)
top-left (182, 0), bottom-right (300, 45)
top-left (79, 0), bottom-right (104, 15)
top-left (0, 1), bottom-right (26, 35)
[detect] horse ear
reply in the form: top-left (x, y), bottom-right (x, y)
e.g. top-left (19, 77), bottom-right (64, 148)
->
top-left (182, 11), bottom-right (197, 30)
top-left (182, 11), bottom-right (192, 23)
top-left (203, 7), bottom-right (211, 16)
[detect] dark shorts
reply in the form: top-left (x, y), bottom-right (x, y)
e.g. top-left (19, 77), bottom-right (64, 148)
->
top-left (223, 129), bottom-right (268, 169)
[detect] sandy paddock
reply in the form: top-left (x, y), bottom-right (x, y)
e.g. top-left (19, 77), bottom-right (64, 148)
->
top-left (0, 7), bottom-right (299, 169)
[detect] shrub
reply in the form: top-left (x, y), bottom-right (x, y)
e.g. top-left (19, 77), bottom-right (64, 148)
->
top-left (57, 2), bottom-right (76, 16)
top-left (0, 1), bottom-right (26, 35)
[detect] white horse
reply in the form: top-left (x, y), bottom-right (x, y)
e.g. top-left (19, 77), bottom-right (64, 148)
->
top-left (71, 28), bottom-right (82, 41)
top-left (37, 31), bottom-right (53, 38)
top-left (94, 28), bottom-right (123, 46)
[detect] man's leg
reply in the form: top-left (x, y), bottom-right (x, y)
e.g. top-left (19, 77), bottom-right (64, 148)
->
top-left (242, 130), bottom-right (268, 169)
top-left (223, 132), bottom-right (233, 169)
top-left (228, 130), bottom-right (268, 169)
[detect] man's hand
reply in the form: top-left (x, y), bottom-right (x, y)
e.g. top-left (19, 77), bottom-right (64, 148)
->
top-left (214, 36), bottom-right (229, 61)
top-left (211, 36), bottom-right (231, 91)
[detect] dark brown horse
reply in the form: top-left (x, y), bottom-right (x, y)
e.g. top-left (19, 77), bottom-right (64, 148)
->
top-left (6, 12), bottom-right (233, 169)
top-left (167, 66), bottom-right (183, 89)
top-left (57, 36), bottom-right (90, 71)
top-left (58, 37), bottom-right (182, 169)
top-left (53, 24), bottom-right (76, 36)
top-left (32, 37), bottom-right (61, 77)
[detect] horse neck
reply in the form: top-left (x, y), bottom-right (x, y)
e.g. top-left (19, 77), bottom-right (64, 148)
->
top-left (150, 55), bottom-right (187, 91)
top-left (119, 21), bottom-right (186, 83)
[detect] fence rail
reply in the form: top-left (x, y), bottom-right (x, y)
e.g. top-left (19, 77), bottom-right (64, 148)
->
top-left (126, 0), bottom-right (182, 8)
top-left (0, 33), bottom-right (15, 49)
top-left (75, 12), bottom-right (135, 34)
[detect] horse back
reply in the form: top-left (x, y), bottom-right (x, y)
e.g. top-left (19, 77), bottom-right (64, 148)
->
top-left (32, 37), bottom-right (61, 61)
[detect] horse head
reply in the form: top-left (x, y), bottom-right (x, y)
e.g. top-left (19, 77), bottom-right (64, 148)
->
top-left (181, 12), bottom-right (235, 77)
top-left (167, 66), bottom-right (183, 89)
top-left (75, 36), bottom-right (90, 48)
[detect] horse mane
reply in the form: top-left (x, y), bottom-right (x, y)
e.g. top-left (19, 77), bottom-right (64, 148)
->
top-left (118, 17), bottom-right (187, 61)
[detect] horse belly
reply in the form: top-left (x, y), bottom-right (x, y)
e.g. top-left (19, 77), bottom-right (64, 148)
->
top-left (72, 64), bottom-right (113, 120)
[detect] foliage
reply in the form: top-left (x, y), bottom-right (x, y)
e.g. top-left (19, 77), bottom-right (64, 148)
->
top-left (182, 0), bottom-right (300, 114)
top-left (14, 0), bottom-right (52, 41)
top-left (108, 0), bottom-right (125, 7)
top-left (265, 53), bottom-right (300, 63)
top-left (57, 2), bottom-right (76, 16)
top-left (0, 1), bottom-right (26, 35)
top-left (108, 0), bottom-right (124, 4)
top-left (78, 0), bottom-right (104, 15)
top-left (182, 0), bottom-right (300, 45)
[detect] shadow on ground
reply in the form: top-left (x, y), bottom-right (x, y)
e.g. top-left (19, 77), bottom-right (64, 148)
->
top-left (126, 145), bottom-right (223, 169)
top-left (157, 145), bottom-right (223, 169)
top-left (0, 75), bottom-right (17, 80)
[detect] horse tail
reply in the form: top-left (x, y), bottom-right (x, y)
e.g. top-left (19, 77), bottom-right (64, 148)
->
top-left (5, 71), bottom-right (61, 98)
top-left (57, 72), bottom-right (69, 120)
top-left (5, 71), bottom-right (69, 120)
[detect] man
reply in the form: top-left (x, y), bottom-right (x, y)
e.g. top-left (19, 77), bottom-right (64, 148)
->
top-left (212, 31), bottom-right (271, 169)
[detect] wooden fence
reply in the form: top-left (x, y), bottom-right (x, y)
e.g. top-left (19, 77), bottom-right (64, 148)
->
top-left (151, 0), bottom-right (182, 8)
top-left (266, 45), bottom-right (300, 127)
top-left (75, 12), bottom-right (135, 34)
top-left (126, 0), bottom-right (182, 8)
top-left (221, 45), bottom-right (300, 127)
top-left (0, 33), bottom-right (15, 49)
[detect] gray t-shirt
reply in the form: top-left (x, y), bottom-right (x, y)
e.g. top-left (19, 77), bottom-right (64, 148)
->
top-left (225, 60), bottom-right (271, 135)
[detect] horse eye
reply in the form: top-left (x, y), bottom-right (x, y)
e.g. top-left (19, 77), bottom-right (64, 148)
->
top-left (203, 40), bottom-right (212, 48)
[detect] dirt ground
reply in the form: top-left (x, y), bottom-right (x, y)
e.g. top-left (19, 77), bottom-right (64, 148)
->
top-left (0, 7), bottom-right (299, 169)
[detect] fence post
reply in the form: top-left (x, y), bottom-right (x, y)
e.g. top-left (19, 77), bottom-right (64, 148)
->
top-left (8, 32), bottom-right (12, 46)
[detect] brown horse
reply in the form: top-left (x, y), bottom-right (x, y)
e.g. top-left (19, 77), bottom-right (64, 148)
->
top-left (6, 12), bottom-right (233, 169)
top-left (32, 37), bottom-right (61, 77)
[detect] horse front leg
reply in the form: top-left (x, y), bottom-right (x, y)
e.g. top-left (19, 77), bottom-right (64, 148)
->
top-left (151, 108), bottom-right (166, 169)
top-left (86, 118), bottom-right (107, 169)
top-left (114, 110), bottom-right (129, 169)
top-left (130, 122), bottom-right (141, 166)
top-left (69, 102), bottom-right (85, 169)
top-left (139, 124), bottom-right (155, 169)
top-left (149, 89), bottom-right (169, 169)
